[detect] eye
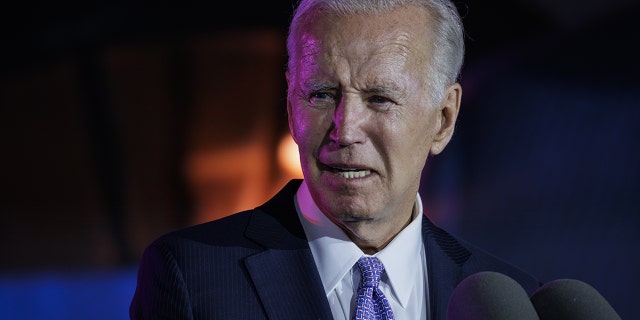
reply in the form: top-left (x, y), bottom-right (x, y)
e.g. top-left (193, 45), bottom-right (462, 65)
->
top-left (308, 91), bottom-right (335, 108)
top-left (369, 95), bottom-right (391, 104)
top-left (368, 95), bottom-right (396, 110)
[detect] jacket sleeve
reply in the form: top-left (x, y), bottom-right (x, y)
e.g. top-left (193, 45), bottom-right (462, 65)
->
top-left (129, 240), bottom-right (194, 320)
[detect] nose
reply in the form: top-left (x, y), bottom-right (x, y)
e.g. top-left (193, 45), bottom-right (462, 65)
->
top-left (329, 96), bottom-right (366, 146)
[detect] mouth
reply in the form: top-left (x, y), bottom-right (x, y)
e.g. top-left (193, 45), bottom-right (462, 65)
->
top-left (332, 168), bottom-right (371, 179)
top-left (321, 163), bottom-right (373, 179)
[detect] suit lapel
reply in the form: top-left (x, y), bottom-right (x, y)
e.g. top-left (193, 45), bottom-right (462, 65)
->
top-left (245, 248), bottom-right (332, 320)
top-left (244, 180), bottom-right (333, 320)
top-left (423, 217), bottom-right (471, 320)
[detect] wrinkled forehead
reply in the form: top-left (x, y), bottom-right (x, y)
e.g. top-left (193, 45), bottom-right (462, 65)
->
top-left (290, 5), bottom-right (433, 74)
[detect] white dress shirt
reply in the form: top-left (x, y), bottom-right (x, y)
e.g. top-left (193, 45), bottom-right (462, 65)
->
top-left (295, 181), bottom-right (429, 320)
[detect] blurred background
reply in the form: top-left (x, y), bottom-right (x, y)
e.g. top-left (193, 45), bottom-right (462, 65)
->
top-left (1, 0), bottom-right (638, 319)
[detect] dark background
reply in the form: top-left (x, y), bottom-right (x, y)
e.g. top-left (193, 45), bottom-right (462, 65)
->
top-left (1, 0), bottom-right (638, 319)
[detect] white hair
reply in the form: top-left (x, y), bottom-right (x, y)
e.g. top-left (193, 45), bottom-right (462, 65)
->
top-left (286, 0), bottom-right (465, 105)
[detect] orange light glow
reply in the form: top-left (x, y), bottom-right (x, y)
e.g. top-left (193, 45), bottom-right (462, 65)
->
top-left (277, 133), bottom-right (303, 178)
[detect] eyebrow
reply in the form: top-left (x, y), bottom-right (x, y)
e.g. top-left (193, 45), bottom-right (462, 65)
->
top-left (363, 83), bottom-right (403, 96)
top-left (301, 80), bottom-right (338, 92)
top-left (300, 79), bottom-right (405, 96)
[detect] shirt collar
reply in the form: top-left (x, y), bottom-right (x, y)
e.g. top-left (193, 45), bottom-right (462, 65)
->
top-left (295, 180), bottom-right (424, 308)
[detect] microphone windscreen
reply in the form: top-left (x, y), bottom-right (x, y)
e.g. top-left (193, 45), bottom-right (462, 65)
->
top-left (447, 271), bottom-right (540, 320)
top-left (530, 278), bottom-right (621, 320)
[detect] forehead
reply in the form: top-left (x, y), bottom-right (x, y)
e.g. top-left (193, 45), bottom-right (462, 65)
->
top-left (294, 5), bottom-right (433, 75)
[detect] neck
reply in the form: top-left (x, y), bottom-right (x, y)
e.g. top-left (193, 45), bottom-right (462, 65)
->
top-left (345, 205), bottom-right (416, 254)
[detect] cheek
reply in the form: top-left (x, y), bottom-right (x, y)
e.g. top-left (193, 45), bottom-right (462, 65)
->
top-left (295, 105), bottom-right (333, 132)
top-left (290, 109), bottom-right (323, 152)
top-left (398, 111), bottom-right (437, 158)
top-left (290, 105), bottom-right (311, 137)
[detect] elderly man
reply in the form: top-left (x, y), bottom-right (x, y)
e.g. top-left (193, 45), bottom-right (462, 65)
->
top-left (130, 0), bottom-right (540, 319)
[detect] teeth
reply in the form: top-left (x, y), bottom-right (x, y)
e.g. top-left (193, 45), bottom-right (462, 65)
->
top-left (336, 169), bottom-right (371, 179)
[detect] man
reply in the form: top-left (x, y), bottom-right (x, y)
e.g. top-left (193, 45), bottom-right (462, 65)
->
top-left (130, 0), bottom-right (541, 319)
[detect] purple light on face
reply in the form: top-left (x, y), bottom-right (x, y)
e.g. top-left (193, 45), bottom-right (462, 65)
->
top-left (295, 32), bottom-right (322, 84)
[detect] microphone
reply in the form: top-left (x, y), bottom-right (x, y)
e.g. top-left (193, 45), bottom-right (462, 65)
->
top-left (447, 271), bottom-right (540, 320)
top-left (530, 278), bottom-right (621, 320)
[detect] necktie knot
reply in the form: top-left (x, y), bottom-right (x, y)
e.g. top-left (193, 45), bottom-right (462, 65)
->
top-left (353, 257), bottom-right (395, 320)
top-left (356, 257), bottom-right (384, 288)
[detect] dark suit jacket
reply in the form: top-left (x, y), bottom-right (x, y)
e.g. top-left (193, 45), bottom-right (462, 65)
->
top-left (130, 179), bottom-right (540, 319)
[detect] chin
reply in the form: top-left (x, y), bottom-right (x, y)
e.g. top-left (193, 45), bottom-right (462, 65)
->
top-left (326, 200), bottom-right (378, 221)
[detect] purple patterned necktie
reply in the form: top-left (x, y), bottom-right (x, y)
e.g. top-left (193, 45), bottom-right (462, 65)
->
top-left (353, 257), bottom-right (395, 320)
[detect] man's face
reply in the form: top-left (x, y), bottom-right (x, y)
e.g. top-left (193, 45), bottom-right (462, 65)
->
top-left (287, 6), bottom-right (460, 249)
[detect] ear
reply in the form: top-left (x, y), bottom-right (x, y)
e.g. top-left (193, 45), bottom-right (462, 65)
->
top-left (429, 83), bottom-right (462, 155)
top-left (285, 70), bottom-right (299, 144)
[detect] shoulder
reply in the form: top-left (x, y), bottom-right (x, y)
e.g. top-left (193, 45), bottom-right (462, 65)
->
top-left (140, 179), bottom-right (306, 261)
top-left (422, 217), bottom-right (541, 294)
top-left (456, 237), bottom-right (542, 294)
top-left (146, 209), bottom-right (260, 257)
top-left (149, 179), bottom-right (304, 248)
